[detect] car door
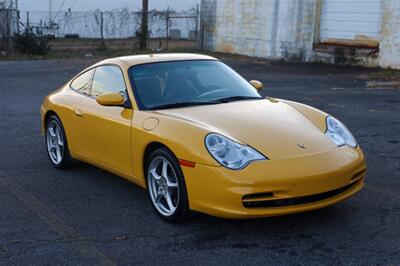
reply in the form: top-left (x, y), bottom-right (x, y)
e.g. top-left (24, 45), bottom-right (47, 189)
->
top-left (74, 65), bottom-right (133, 174)
top-left (68, 68), bottom-right (95, 154)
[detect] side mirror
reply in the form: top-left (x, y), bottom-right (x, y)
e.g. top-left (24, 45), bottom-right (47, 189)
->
top-left (96, 92), bottom-right (125, 106)
top-left (250, 80), bottom-right (263, 92)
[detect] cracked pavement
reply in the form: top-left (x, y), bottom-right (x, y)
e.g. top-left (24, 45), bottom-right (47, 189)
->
top-left (0, 58), bottom-right (399, 265)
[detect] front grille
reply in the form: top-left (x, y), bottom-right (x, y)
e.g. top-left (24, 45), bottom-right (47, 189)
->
top-left (242, 181), bottom-right (358, 208)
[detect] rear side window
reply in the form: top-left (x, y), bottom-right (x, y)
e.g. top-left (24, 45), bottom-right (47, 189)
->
top-left (70, 69), bottom-right (95, 95)
top-left (91, 66), bottom-right (127, 97)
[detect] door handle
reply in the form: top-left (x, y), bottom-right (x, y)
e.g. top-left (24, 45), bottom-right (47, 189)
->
top-left (74, 109), bottom-right (83, 117)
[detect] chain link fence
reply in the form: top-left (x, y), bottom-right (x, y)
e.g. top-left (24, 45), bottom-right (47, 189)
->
top-left (24, 7), bottom-right (199, 40)
top-left (0, 0), bottom-right (19, 50)
top-left (0, 2), bottom-right (200, 53)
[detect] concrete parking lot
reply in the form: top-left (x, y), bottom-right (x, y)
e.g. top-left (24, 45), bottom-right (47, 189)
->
top-left (0, 58), bottom-right (399, 265)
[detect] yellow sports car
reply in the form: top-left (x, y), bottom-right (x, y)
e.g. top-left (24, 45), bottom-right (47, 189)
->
top-left (41, 54), bottom-right (366, 222)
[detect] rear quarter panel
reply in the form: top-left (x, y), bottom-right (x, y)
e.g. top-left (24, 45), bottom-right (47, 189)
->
top-left (42, 86), bottom-right (81, 158)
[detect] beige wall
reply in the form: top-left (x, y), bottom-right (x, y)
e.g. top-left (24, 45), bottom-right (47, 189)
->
top-left (379, 0), bottom-right (400, 69)
top-left (201, 0), bottom-right (400, 69)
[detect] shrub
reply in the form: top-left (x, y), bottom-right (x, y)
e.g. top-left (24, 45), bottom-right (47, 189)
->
top-left (13, 33), bottom-right (50, 55)
top-left (135, 28), bottom-right (150, 50)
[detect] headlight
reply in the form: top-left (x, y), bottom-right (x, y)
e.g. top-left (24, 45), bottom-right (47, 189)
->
top-left (325, 116), bottom-right (357, 147)
top-left (205, 133), bottom-right (267, 170)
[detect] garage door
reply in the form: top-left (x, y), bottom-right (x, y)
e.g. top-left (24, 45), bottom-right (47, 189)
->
top-left (320, 0), bottom-right (383, 46)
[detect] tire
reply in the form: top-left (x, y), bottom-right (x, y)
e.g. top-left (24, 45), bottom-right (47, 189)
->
top-left (45, 115), bottom-right (73, 169)
top-left (145, 147), bottom-right (190, 223)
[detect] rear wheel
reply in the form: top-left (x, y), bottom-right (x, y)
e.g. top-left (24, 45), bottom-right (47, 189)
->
top-left (45, 115), bottom-right (73, 169)
top-left (146, 148), bottom-right (190, 223)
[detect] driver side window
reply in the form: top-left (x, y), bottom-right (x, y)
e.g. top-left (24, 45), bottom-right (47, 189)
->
top-left (91, 66), bottom-right (127, 97)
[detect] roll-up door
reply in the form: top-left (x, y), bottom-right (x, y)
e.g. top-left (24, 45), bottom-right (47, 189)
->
top-left (320, 0), bottom-right (382, 47)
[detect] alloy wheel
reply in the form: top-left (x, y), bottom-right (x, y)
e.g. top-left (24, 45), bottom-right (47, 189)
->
top-left (147, 156), bottom-right (180, 217)
top-left (46, 120), bottom-right (64, 165)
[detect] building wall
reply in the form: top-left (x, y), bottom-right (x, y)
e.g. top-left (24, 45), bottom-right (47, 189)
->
top-left (200, 0), bottom-right (400, 69)
top-left (379, 0), bottom-right (400, 68)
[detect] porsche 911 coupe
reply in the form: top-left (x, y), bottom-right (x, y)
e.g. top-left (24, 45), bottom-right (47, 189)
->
top-left (41, 53), bottom-right (366, 222)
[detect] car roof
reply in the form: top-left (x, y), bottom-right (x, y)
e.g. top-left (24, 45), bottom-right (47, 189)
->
top-left (95, 53), bottom-right (218, 68)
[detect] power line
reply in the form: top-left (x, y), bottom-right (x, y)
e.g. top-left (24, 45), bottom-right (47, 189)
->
top-left (53, 0), bottom-right (67, 20)
top-left (70, 0), bottom-right (79, 10)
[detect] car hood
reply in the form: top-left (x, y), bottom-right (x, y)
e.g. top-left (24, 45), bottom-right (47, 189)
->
top-left (156, 99), bottom-right (337, 160)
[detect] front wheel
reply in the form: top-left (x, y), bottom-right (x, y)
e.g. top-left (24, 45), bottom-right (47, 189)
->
top-left (146, 148), bottom-right (190, 223)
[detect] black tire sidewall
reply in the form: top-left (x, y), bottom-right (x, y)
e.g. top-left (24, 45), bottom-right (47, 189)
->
top-left (145, 147), bottom-right (189, 223)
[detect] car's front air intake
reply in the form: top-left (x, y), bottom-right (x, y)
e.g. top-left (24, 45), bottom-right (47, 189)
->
top-left (242, 181), bottom-right (359, 208)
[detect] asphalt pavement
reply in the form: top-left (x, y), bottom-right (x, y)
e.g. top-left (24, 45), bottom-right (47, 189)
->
top-left (0, 58), bottom-right (399, 265)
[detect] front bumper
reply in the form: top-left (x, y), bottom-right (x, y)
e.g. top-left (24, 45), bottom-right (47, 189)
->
top-left (182, 146), bottom-right (366, 219)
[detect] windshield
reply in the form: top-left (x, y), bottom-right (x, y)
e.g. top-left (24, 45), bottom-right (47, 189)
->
top-left (129, 60), bottom-right (262, 110)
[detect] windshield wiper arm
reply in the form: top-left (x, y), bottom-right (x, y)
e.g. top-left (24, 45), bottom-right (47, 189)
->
top-left (214, 96), bottom-right (263, 103)
top-left (150, 101), bottom-right (219, 110)
top-left (150, 96), bottom-right (263, 110)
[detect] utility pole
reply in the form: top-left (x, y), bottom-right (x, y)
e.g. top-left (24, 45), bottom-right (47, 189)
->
top-left (7, 0), bottom-right (13, 48)
top-left (15, 0), bottom-right (19, 34)
top-left (6, 5), bottom-right (10, 49)
top-left (165, 7), bottom-right (169, 50)
top-left (195, 4), bottom-right (199, 43)
top-left (26, 11), bottom-right (29, 34)
top-left (48, 0), bottom-right (52, 33)
top-left (100, 11), bottom-right (104, 41)
top-left (139, 0), bottom-right (149, 50)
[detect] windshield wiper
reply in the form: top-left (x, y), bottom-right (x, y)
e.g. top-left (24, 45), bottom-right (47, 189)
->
top-left (150, 101), bottom-right (220, 110)
top-left (149, 96), bottom-right (263, 110)
top-left (213, 95), bottom-right (263, 103)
